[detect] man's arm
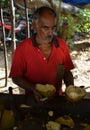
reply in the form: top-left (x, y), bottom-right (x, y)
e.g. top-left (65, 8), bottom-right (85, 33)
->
top-left (12, 77), bottom-right (42, 102)
top-left (63, 70), bottom-right (74, 87)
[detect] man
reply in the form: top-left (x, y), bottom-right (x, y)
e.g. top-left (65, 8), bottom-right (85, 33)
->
top-left (9, 6), bottom-right (74, 102)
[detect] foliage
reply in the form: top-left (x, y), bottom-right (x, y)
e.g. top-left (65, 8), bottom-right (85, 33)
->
top-left (75, 9), bottom-right (90, 34)
top-left (62, 13), bottom-right (77, 39)
top-left (50, 1), bottom-right (90, 40)
top-left (0, 0), bottom-right (9, 8)
top-left (57, 8), bottom-right (90, 40)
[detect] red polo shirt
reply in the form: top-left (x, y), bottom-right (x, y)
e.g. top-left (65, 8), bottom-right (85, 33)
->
top-left (9, 37), bottom-right (74, 95)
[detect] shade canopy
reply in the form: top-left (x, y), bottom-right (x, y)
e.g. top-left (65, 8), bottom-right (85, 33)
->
top-left (63, 0), bottom-right (90, 6)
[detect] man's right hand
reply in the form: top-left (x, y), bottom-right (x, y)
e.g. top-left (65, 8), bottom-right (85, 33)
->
top-left (32, 88), bottom-right (43, 103)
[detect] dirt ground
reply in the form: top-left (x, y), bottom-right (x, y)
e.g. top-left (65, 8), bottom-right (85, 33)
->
top-left (0, 40), bottom-right (90, 94)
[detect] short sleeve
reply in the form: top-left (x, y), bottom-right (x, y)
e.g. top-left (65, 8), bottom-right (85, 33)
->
top-left (63, 43), bottom-right (74, 70)
top-left (9, 44), bottom-right (26, 78)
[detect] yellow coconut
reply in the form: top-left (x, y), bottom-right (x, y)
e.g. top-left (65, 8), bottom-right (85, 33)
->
top-left (35, 84), bottom-right (56, 97)
top-left (1, 110), bottom-right (15, 130)
top-left (65, 85), bottom-right (86, 102)
top-left (55, 115), bottom-right (74, 128)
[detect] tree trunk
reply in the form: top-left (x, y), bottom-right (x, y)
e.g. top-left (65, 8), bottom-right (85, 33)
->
top-left (10, 0), bottom-right (16, 55)
top-left (24, 0), bottom-right (30, 38)
top-left (0, 7), bottom-right (8, 87)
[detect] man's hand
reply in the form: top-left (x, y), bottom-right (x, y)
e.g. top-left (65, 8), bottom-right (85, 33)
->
top-left (12, 77), bottom-right (42, 103)
top-left (32, 88), bottom-right (43, 103)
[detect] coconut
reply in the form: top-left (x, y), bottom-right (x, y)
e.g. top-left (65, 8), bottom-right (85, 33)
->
top-left (35, 84), bottom-right (56, 97)
top-left (65, 85), bottom-right (86, 102)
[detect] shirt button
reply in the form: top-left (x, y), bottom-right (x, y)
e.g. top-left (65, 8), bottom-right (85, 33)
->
top-left (43, 57), bottom-right (46, 60)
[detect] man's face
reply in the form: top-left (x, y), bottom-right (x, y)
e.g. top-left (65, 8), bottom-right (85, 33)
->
top-left (35, 12), bottom-right (57, 44)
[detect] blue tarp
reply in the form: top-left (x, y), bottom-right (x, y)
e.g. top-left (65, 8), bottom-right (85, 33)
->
top-left (63, 0), bottom-right (90, 6)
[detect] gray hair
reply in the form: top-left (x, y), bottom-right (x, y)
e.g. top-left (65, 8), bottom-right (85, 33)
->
top-left (32, 6), bottom-right (57, 23)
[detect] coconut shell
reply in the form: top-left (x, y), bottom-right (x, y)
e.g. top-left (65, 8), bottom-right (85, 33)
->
top-left (35, 84), bottom-right (56, 97)
top-left (65, 85), bottom-right (86, 102)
